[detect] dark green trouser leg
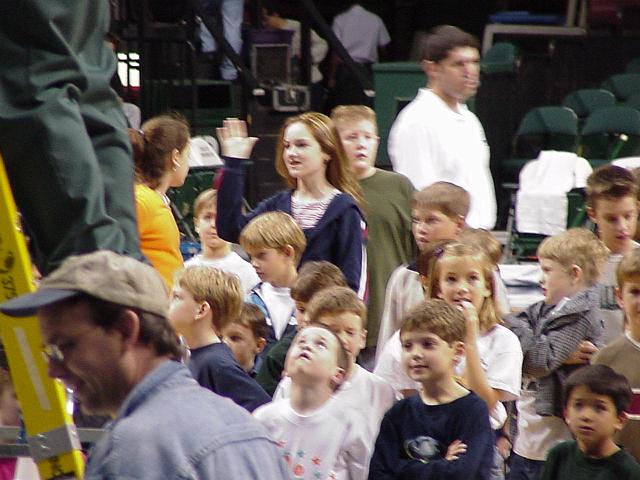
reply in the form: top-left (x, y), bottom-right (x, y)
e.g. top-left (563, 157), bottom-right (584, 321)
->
top-left (0, 1), bottom-right (143, 274)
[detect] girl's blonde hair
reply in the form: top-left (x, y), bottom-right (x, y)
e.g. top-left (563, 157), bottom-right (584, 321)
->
top-left (275, 112), bottom-right (364, 207)
top-left (426, 242), bottom-right (501, 332)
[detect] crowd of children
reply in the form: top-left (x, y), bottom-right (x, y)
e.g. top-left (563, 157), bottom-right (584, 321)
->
top-left (108, 101), bottom-right (640, 480)
top-left (6, 107), bottom-right (640, 479)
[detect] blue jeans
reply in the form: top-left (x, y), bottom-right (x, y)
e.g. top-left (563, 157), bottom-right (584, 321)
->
top-left (507, 453), bottom-right (544, 480)
top-left (199, 0), bottom-right (243, 80)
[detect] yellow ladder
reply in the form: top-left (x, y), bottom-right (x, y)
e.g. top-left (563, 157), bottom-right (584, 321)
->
top-left (0, 156), bottom-right (84, 478)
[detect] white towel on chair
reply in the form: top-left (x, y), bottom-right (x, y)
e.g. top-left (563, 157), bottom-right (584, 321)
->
top-left (516, 150), bottom-right (592, 236)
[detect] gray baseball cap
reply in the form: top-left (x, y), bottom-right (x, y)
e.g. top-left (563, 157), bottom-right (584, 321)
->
top-left (0, 251), bottom-right (169, 317)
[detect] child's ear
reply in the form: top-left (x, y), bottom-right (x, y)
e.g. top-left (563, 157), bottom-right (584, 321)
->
top-left (331, 367), bottom-right (346, 389)
top-left (570, 264), bottom-right (583, 283)
top-left (195, 301), bottom-right (211, 320)
top-left (563, 406), bottom-right (570, 425)
top-left (616, 411), bottom-right (628, 431)
top-left (255, 337), bottom-right (267, 354)
top-left (615, 286), bottom-right (624, 310)
top-left (452, 341), bottom-right (465, 365)
top-left (586, 206), bottom-right (597, 224)
top-left (281, 244), bottom-right (295, 259)
top-left (455, 215), bottom-right (466, 232)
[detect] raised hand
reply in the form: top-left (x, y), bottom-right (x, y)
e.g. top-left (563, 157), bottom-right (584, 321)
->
top-left (216, 117), bottom-right (259, 160)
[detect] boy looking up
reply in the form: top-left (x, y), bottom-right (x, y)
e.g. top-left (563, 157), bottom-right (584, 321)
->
top-left (594, 248), bottom-right (640, 461)
top-left (240, 211), bottom-right (307, 358)
top-left (540, 365), bottom-right (640, 479)
top-left (255, 260), bottom-right (348, 396)
top-left (254, 325), bottom-right (371, 480)
top-left (376, 181), bottom-right (469, 354)
top-left (222, 302), bottom-right (267, 376)
top-left (332, 105), bottom-right (416, 367)
top-left (274, 286), bottom-right (396, 443)
top-left (169, 266), bottom-right (270, 412)
top-left (185, 188), bottom-right (260, 292)
top-left (586, 165), bottom-right (640, 345)
top-left (506, 228), bottom-right (609, 480)
top-left (368, 299), bottom-right (493, 479)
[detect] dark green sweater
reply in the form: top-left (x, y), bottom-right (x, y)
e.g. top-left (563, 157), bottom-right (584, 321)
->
top-left (540, 441), bottom-right (640, 480)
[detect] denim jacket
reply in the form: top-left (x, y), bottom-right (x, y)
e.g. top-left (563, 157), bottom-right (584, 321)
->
top-left (85, 360), bottom-right (289, 479)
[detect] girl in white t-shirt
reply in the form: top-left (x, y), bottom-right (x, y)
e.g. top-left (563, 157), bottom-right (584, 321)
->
top-left (428, 242), bottom-right (522, 479)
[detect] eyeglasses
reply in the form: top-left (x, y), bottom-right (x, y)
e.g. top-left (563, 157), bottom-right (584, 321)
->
top-left (41, 343), bottom-right (65, 364)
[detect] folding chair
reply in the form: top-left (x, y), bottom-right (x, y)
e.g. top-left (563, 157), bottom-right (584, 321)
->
top-left (600, 73), bottom-right (640, 103)
top-left (501, 106), bottom-right (579, 184)
top-left (481, 42), bottom-right (520, 75)
top-left (562, 89), bottom-right (616, 126)
top-left (580, 106), bottom-right (640, 168)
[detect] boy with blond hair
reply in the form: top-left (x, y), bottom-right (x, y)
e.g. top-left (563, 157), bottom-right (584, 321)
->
top-left (255, 260), bottom-right (348, 396)
top-left (594, 248), bottom-right (640, 462)
top-left (240, 211), bottom-right (307, 358)
top-left (540, 365), bottom-right (640, 478)
top-left (254, 325), bottom-right (371, 480)
top-left (369, 299), bottom-right (493, 478)
top-left (185, 188), bottom-right (259, 292)
top-left (332, 105), bottom-right (416, 365)
top-left (587, 165), bottom-right (640, 345)
top-left (506, 228), bottom-right (609, 480)
top-left (222, 302), bottom-right (267, 376)
top-left (169, 266), bottom-right (270, 411)
top-left (376, 181), bottom-right (469, 355)
top-left (274, 286), bottom-right (396, 443)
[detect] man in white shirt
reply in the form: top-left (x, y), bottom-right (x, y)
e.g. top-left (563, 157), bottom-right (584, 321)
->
top-left (388, 25), bottom-right (496, 229)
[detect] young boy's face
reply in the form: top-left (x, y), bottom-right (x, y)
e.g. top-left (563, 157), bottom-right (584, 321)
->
top-left (539, 258), bottom-right (577, 305)
top-left (437, 256), bottom-right (491, 312)
top-left (588, 196), bottom-right (639, 255)
top-left (616, 276), bottom-right (640, 341)
top-left (249, 247), bottom-right (294, 287)
top-left (315, 312), bottom-right (366, 366)
top-left (336, 119), bottom-right (379, 179)
top-left (195, 207), bottom-right (228, 253)
top-left (286, 326), bottom-right (344, 386)
top-left (412, 207), bottom-right (461, 252)
top-left (565, 385), bottom-right (625, 456)
top-left (400, 329), bottom-right (461, 384)
top-left (295, 301), bottom-right (309, 327)
top-left (222, 323), bottom-right (265, 372)
top-left (168, 284), bottom-right (201, 336)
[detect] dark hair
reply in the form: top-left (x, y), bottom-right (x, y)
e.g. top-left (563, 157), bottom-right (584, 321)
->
top-left (51, 294), bottom-right (184, 361)
top-left (291, 261), bottom-right (348, 303)
top-left (586, 164), bottom-right (638, 209)
top-left (129, 114), bottom-right (190, 188)
top-left (564, 365), bottom-right (632, 414)
top-left (238, 303), bottom-right (268, 340)
top-left (422, 25), bottom-right (480, 63)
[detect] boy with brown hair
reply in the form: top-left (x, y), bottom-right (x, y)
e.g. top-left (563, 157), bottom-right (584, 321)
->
top-left (369, 299), bottom-right (494, 478)
top-left (185, 188), bottom-right (259, 292)
top-left (240, 211), bottom-right (307, 358)
top-left (169, 266), bottom-right (270, 411)
top-left (594, 247), bottom-right (640, 462)
top-left (274, 286), bottom-right (396, 444)
top-left (222, 302), bottom-right (267, 376)
top-left (586, 165), bottom-right (640, 345)
top-left (254, 325), bottom-right (371, 480)
top-left (540, 365), bottom-right (640, 479)
top-left (332, 105), bottom-right (416, 366)
top-left (376, 181), bottom-right (469, 355)
top-left (255, 261), bottom-right (348, 396)
top-left (506, 228), bottom-right (609, 480)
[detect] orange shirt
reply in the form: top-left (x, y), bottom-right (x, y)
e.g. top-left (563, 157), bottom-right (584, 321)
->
top-left (135, 184), bottom-right (183, 289)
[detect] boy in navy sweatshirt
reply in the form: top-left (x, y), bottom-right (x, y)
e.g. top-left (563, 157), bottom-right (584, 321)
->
top-left (168, 265), bottom-right (270, 412)
top-left (368, 299), bottom-right (493, 479)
